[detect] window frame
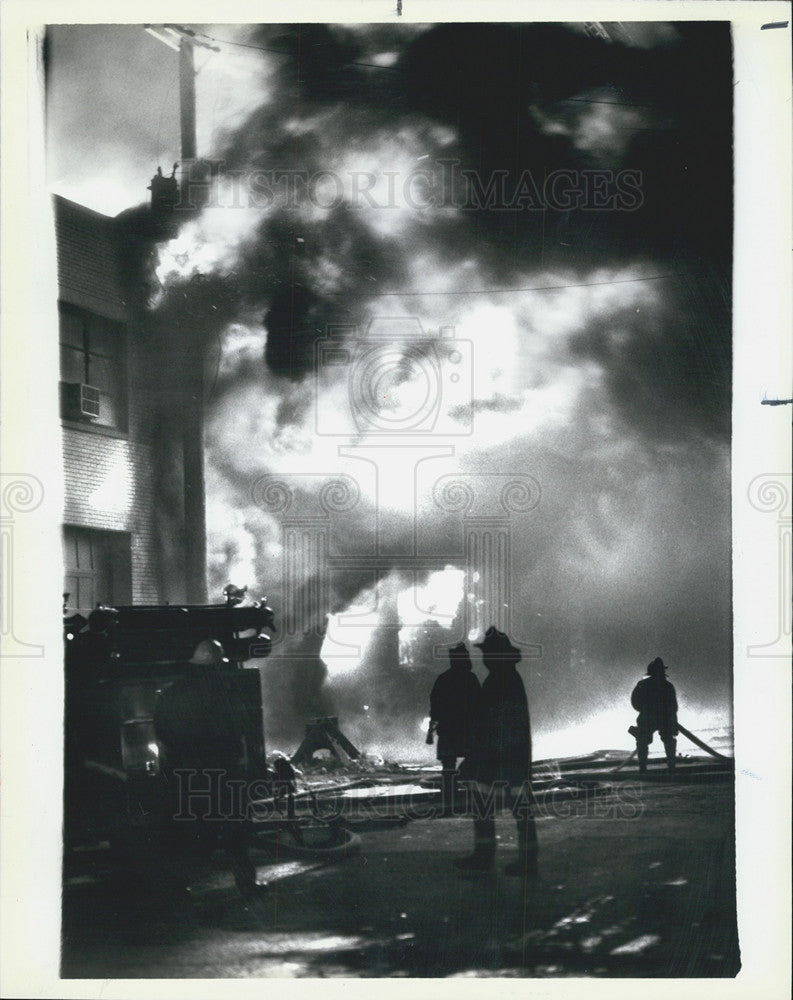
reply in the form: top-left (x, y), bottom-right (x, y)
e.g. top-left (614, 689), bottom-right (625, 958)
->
top-left (58, 302), bottom-right (128, 432)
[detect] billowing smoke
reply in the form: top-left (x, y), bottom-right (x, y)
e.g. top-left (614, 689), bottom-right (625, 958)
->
top-left (144, 22), bottom-right (733, 759)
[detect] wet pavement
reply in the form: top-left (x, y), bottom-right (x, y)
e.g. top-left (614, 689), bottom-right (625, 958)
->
top-left (61, 776), bottom-right (739, 977)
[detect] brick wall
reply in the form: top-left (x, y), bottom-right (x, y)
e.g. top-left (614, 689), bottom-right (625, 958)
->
top-left (56, 195), bottom-right (194, 606)
top-left (62, 429), bottom-right (160, 604)
top-left (55, 197), bottom-right (126, 319)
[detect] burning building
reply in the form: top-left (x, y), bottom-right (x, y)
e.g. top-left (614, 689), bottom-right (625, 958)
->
top-left (56, 186), bottom-right (207, 611)
top-left (51, 21), bottom-right (735, 760)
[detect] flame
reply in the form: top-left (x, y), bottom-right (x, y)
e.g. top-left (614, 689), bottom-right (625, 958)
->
top-left (397, 567), bottom-right (464, 641)
top-left (154, 223), bottom-right (226, 286)
top-left (153, 197), bottom-right (267, 290)
top-left (320, 583), bottom-right (384, 677)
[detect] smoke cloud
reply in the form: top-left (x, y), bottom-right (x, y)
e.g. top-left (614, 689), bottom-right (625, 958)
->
top-left (140, 21), bottom-right (732, 759)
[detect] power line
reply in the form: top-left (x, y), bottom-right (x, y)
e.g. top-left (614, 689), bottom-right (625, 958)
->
top-left (194, 31), bottom-right (294, 57)
top-left (191, 28), bottom-right (400, 72)
top-left (161, 26), bottom-right (673, 119)
top-left (189, 29), bottom-right (668, 108)
top-left (558, 97), bottom-right (660, 110)
top-left (342, 273), bottom-right (681, 299)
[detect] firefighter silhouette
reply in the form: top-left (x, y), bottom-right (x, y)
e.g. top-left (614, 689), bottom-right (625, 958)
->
top-left (428, 642), bottom-right (481, 812)
top-left (630, 657), bottom-right (678, 773)
top-left (456, 627), bottom-right (538, 876)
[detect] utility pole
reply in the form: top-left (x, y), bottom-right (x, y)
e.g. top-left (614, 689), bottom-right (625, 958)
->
top-left (145, 25), bottom-right (215, 197)
top-left (144, 24), bottom-right (211, 604)
top-left (174, 33), bottom-right (206, 605)
top-left (179, 37), bottom-right (197, 162)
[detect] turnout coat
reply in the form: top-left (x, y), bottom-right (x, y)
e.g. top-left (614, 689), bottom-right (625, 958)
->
top-left (462, 663), bottom-right (532, 787)
top-left (429, 666), bottom-right (481, 760)
top-left (631, 675), bottom-right (678, 739)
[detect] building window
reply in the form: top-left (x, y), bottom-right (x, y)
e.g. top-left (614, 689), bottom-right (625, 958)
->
top-left (63, 526), bottom-right (132, 615)
top-left (59, 303), bottom-right (127, 430)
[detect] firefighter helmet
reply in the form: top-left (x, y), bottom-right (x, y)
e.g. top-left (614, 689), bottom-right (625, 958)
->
top-left (474, 626), bottom-right (522, 661)
top-left (448, 641), bottom-right (473, 668)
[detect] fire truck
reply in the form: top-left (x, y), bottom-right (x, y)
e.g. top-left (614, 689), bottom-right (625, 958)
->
top-left (63, 599), bottom-right (275, 852)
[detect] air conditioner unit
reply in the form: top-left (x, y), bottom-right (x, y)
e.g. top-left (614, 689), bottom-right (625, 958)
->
top-left (60, 382), bottom-right (100, 421)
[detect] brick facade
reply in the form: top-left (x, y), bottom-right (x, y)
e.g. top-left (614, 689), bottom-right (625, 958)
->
top-left (61, 429), bottom-right (161, 603)
top-left (55, 197), bottom-right (128, 320)
top-left (56, 194), bottom-right (199, 608)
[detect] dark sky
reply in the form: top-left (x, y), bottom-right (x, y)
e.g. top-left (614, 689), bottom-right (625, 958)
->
top-left (47, 21), bottom-right (734, 757)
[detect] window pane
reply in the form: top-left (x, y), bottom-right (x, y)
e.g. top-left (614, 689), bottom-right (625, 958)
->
top-left (63, 531), bottom-right (78, 571)
top-left (77, 532), bottom-right (94, 570)
top-left (59, 308), bottom-right (85, 349)
top-left (58, 309), bottom-right (128, 430)
top-left (60, 345), bottom-right (86, 383)
top-left (89, 317), bottom-right (124, 359)
top-left (96, 391), bottom-right (119, 428)
top-left (87, 355), bottom-right (119, 394)
top-left (77, 577), bottom-right (95, 613)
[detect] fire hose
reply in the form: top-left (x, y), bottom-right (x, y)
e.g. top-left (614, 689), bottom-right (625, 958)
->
top-left (675, 723), bottom-right (732, 761)
top-left (250, 765), bottom-right (363, 860)
top-left (253, 820), bottom-right (362, 861)
top-left (612, 721), bottom-right (732, 771)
